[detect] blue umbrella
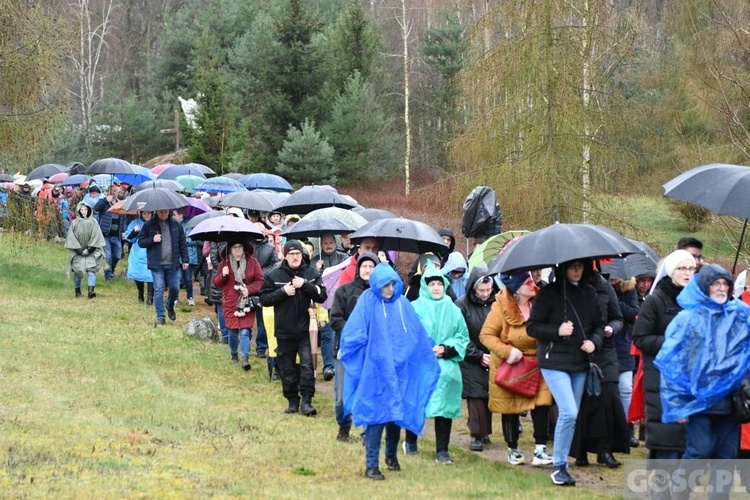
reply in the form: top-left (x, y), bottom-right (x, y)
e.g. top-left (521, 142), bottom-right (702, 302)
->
top-left (60, 174), bottom-right (91, 187)
top-left (114, 164), bottom-right (155, 186)
top-left (194, 177), bottom-right (246, 194)
top-left (157, 165), bottom-right (208, 181)
top-left (238, 173), bottom-right (294, 192)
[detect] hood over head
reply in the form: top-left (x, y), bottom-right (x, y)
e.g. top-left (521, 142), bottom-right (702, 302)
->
top-left (696, 263), bottom-right (733, 296)
top-left (420, 264), bottom-right (449, 300)
top-left (437, 227), bottom-right (456, 253)
top-left (76, 201), bottom-right (93, 217)
top-left (440, 251), bottom-right (468, 275)
top-left (356, 251), bottom-right (379, 277)
top-left (369, 263), bottom-right (403, 302)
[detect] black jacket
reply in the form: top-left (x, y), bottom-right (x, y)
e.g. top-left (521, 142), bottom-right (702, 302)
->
top-left (329, 252), bottom-right (378, 355)
top-left (252, 240), bottom-right (279, 275)
top-left (614, 280), bottom-right (639, 372)
top-left (138, 216), bottom-right (188, 270)
top-left (527, 279), bottom-right (604, 372)
top-left (591, 274), bottom-right (624, 382)
top-left (206, 242), bottom-right (227, 305)
top-left (632, 278), bottom-right (686, 452)
top-left (259, 260), bottom-right (327, 339)
top-left (455, 267), bottom-right (495, 399)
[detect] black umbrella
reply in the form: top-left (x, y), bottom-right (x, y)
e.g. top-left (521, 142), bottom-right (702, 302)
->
top-left (121, 187), bottom-right (188, 212)
top-left (274, 185), bottom-right (356, 215)
top-left (185, 210), bottom-right (224, 229)
top-left (26, 163), bottom-right (67, 181)
top-left (135, 179), bottom-right (184, 192)
top-left (663, 163), bottom-right (750, 273)
top-left (218, 191), bottom-right (275, 212)
top-left (282, 217), bottom-right (356, 239)
top-left (349, 217), bottom-right (449, 255)
top-left (87, 158), bottom-right (135, 175)
top-left (487, 223), bottom-right (643, 274)
top-left (599, 239), bottom-right (659, 280)
top-left (353, 207), bottom-right (397, 221)
top-left (0, 173), bottom-right (15, 182)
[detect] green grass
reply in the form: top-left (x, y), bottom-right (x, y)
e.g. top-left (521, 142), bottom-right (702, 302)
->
top-left (0, 232), bottom-right (619, 498)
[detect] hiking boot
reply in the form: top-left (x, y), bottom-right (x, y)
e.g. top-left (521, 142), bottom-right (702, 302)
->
top-left (336, 426), bottom-right (351, 442)
top-left (532, 446), bottom-right (553, 466)
top-left (435, 451), bottom-right (454, 464)
top-left (469, 436), bottom-right (483, 452)
top-left (300, 398), bottom-right (317, 417)
top-left (507, 448), bottom-right (525, 465)
top-left (402, 441), bottom-right (418, 456)
top-left (284, 399), bottom-right (300, 414)
top-left (88, 286), bottom-right (96, 298)
top-left (231, 353), bottom-right (239, 365)
top-left (385, 456), bottom-right (401, 471)
top-left (256, 350), bottom-right (267, 359)
top-left (75, 287), bottom-right (82, 298)
top-left (241, 355), bottom-right (251, 371)
top-left (628, 423), bottom-right (639, 448)
top-left (597, 452), bottom-right (622, 469)
top-left (323, 366), bottom-right (335, 381)
top-left (155, 317), bottom-right (166, 325)
top-left (365, 467), bottom-right (384, 480)
top-left (167, 307), bottom-right (176, 321)
top-left (551, 464), bottom-right (576, 486)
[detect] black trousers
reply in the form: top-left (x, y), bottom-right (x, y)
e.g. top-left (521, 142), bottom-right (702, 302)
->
top-left (275, 336), bottom-right (315, 401)
top-left (502, 406), bottom-right (550, 448)
top-left (405, 417), bottom-right (452, 453)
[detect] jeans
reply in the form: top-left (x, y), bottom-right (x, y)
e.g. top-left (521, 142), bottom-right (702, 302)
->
top-left (180, 264), bottom-right (196, 300)
top-left (215, 304), bottom-right (229, 342)
top-left (364, 422), bottom-right (401, 469)
top-left (320, 322), bottom-right (334, 369)
top-left (334, 358), bottom-right (352, 428)
top-left (228, 328), bottom-right (252, 357)
top-left (73, 271), bottom-right (96, 288)
top-left (103, 235), bottom-right (122, 280)
top-left (541, 368), bottom-right (587, 467)
top-left (151, 264), bottom-right (180, 320)
top-left (256, 310), bottom-right (268, 354)
top-left (618, 370), bottom-right (633, 418)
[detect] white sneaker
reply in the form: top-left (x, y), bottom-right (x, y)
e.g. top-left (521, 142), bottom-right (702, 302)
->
top-left (507, 448), bottom-right (525, 465)
top-left (188, 298), bottom-right (195, 306)
top-left (532, 446), bottom-right (553, 466)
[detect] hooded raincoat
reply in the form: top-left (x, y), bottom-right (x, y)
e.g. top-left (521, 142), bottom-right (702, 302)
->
top-left (340, 264), bottom-right (440, 435)
top-left (124, 214), bottom-right (153, 283)
top-left (64, 201), bottom-right (108, 278)
top-left (441, 252), bottom-right (469, 299)
top-left (655, 265), bottom-right (750, 423)
top-left (412, 267), bottom-right (470, 419)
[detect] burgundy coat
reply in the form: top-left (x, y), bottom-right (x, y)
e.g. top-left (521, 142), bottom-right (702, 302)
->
top-left (212, 243), bottom-right (264, 330)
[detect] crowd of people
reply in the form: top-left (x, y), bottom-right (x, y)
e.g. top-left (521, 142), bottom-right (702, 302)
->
top-left (6, 174), bottom-right (750, 493)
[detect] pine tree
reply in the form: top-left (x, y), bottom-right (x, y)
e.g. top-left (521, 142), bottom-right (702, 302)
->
top-left (276, 119), bottom-right (336, 185)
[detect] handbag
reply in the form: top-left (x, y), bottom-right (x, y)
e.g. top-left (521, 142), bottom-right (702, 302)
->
top-left (585, 361), bottom-right (603, 397)
top-left (732, 380), bottom-right (750, 423)
top-left (494, 356), bottom-right (541, 398)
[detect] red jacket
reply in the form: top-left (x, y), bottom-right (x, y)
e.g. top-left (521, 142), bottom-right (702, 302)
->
top-left (212, 243), bottom-right (264, 330)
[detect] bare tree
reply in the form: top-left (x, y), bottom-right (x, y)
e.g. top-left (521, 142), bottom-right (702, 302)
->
top-left (399, 0), bottom-right (413, 195)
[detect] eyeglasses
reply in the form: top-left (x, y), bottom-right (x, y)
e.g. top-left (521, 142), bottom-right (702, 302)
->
top-left (675, 266), bottom-right (697, 273)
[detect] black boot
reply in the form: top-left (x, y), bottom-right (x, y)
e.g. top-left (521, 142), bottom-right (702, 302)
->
top-left (628, 423), bottom-right (639, 448)
top-left (241, 355), bottom-right (251, 371)
top-left (136, 281), bottom-right (145, 303)
top-left (146, 283), bottom-right (154, 305)
top-left (336, 426), bottom-right (351, 442)
top-left (88, 286), bottom-right (96, 298)
top-left (300, 396), bottom-right (317, 417)
top-left (284, 398), bottom-right (300, 414)
top-left (597, 452), bottom-right (622, 468)
top-left (75, 287), bottom-right (82, 298)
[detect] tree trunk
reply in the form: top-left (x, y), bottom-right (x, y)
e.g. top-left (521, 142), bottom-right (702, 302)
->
top-left (400, 0), bottom-right (412, 196)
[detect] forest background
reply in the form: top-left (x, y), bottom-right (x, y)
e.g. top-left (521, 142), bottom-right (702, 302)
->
top-left (3, 0), bottom-right (750, 247)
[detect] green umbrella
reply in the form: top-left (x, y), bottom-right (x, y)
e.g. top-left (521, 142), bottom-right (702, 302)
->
top-left (468, 230), bottom-right (529, 272)
top-left (175, 174), bottom-right (204, 194)
top-left (304, 206), bottom-right (368, 230)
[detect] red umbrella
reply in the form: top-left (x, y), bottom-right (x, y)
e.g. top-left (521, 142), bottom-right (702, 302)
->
top-left (151, 163), bottom-right (176, 176)
top-left (48, 172), bottom-right (69, 184)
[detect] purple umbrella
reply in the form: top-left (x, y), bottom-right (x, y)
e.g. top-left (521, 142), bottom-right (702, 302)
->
top-left (189, 214), bottom-right (264, 242)
top-left (183, 197), bottom-right (211, 219)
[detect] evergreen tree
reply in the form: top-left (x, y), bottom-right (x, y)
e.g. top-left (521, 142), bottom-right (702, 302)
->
top-left (276, 119), bottom-right (336, 185)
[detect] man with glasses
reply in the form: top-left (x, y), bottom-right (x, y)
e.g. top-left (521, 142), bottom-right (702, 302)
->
top-left (260, 239), bottom-right (327, 416)
top-left (676, 237), bottom-right (704, 272)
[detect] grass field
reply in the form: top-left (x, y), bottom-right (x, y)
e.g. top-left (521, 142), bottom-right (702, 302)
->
top-left (0, 232), bottom-right (617, 498)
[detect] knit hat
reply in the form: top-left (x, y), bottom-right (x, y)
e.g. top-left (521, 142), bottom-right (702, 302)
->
top-left (500, 271), bottom-right (529, 294)
top-left (283, 239), bottom-right (304, 255)
top-left (663, 249), bottom-right (695, 278)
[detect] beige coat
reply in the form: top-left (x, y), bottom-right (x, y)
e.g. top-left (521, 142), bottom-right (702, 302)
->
top-left (479, 289), bottom-right (552, 414)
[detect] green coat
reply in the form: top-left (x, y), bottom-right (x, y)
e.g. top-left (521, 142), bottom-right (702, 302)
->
top-left (412, 267), bottom-right (469, 419)
top-left (64, 202), bottom-right (108, 278)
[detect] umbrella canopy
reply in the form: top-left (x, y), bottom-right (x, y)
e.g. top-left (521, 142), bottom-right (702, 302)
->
top-left (121, 187), bottom-right (189, 212)
top-left (349, 217), bottom-right (449, 255)
top-left (305, 206), bottom-right (368, 229)
top-left (0, 182), bottom-right (16, 190)
top-left (353, 207), bottom-right (396, 222)
top-left (174, 174), bottom-right (205, 194)
top-left (87, 158), bottom-right (134, 175)
top-left (194, 176), bottom-right (246, 194)
top-left (252, 189), bottom-right (289, 208)
top-left (468, 230), bottom-right (530, 271)
top-left (183, 197), bottom-right (211, 219)
top-left (48, 172), bottom-right (69, 184)
top-left (135, 179), bottom-right (184, 192)
top-left (60, 174), bottom-right (91, 187)
top-left (238, 173), bottom-right (294, 192)
top-left (217, 191), bottom-right (275, 212)
top-left (114, 165), bottom-right (154, 186)
top-left (107, 199), bottom-right (139, 215)
top-left (487, 223), bottom-right (643, 275)
top-left (91, 174), bottom-right (113, 191)
top-left (150, 163), bottom-right (176, 176)
top-left (26, 163), bottom-right (67, 181)
top-left (157, 165), bottom-right (208, 181)
top-left (0, 173), bottom-right (15, 183)
top-left (179, 162), bottom-right (216, 177)
top-left (663, 163), bottom-right (750, 218)
top-left (222, 172), bottom-right (244, 180)
top-left (599, 238), bottom-right (660, 280)
top-left (189, 214), bottom-right (264, 242)
top-left (275, 185), bottom-right (356, 215)
top-left (185, 209), bottom-right (224, 229)
top-left (282, 217), bottom-right (356, 239)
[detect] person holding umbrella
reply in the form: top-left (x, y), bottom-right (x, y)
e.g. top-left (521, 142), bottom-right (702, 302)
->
top-left (526, 260), bottom-right (604, 486)
top-left (213, 240), bottom-right (264, 370)
top-left (138, 209), bottom-right (189, 325)
top-left (259, 240), bottom-right (327, 416)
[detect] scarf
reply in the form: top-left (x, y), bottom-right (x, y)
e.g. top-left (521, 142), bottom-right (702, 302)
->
top-left (230, 252), bottom-right (247, 286)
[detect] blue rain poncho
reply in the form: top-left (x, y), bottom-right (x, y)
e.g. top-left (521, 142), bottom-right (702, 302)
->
top-left (655, 265), bottom-right (750, 423)
top-left (340, 264), bottom-right (440, 435)
top-left (441, 252), bottom-right (469, 299)
top-left (412, 266), bottom-right (469, 419)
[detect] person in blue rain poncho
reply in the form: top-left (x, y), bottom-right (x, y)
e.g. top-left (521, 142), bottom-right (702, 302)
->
top-left (340, 263), bottom-right (440, 480)
top-left (655, 263), bottom-right (750, 464)
top-left (440, 251), bottom-right (469, 299)
top-left (403, 266), bottom-right (470, 464)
